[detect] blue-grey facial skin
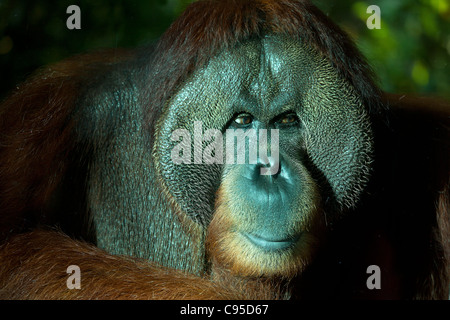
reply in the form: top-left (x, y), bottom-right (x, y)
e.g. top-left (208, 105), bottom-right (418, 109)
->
top-left (155, 34), bottom-right (372, 224)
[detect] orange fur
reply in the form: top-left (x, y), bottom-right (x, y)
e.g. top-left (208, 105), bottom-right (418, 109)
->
top-left (0, 230), bottom-right (274, 300)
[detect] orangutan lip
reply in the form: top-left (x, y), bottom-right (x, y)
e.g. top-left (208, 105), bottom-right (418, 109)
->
top-left (244, 233), bottom-right (300, 251)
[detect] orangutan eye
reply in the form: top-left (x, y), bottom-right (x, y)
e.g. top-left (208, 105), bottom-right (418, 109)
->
top-left (234, 114), bottom-right (253, 126)
top-left (278, 114), bottom-right (298, 124)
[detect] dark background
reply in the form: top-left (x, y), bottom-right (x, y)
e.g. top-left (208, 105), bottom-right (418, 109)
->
top-left (0, 0), bottom-right (449, 101)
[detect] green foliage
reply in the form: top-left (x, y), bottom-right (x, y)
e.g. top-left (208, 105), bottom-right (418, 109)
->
top-left (316, 0), bottom-right (449, 98)
top-left (0, 0), bottom-right (448, 99)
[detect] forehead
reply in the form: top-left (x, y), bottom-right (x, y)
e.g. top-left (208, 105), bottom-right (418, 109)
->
top-left (195, 35), bottom-right (319, 115)
top-left (164, 34), bottom-right (343, 130)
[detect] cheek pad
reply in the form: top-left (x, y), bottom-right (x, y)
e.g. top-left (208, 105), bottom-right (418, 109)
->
top-left (301, 76), bottom-right (373, 209)
top-left (153, 44), bottom-right (262, 223)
